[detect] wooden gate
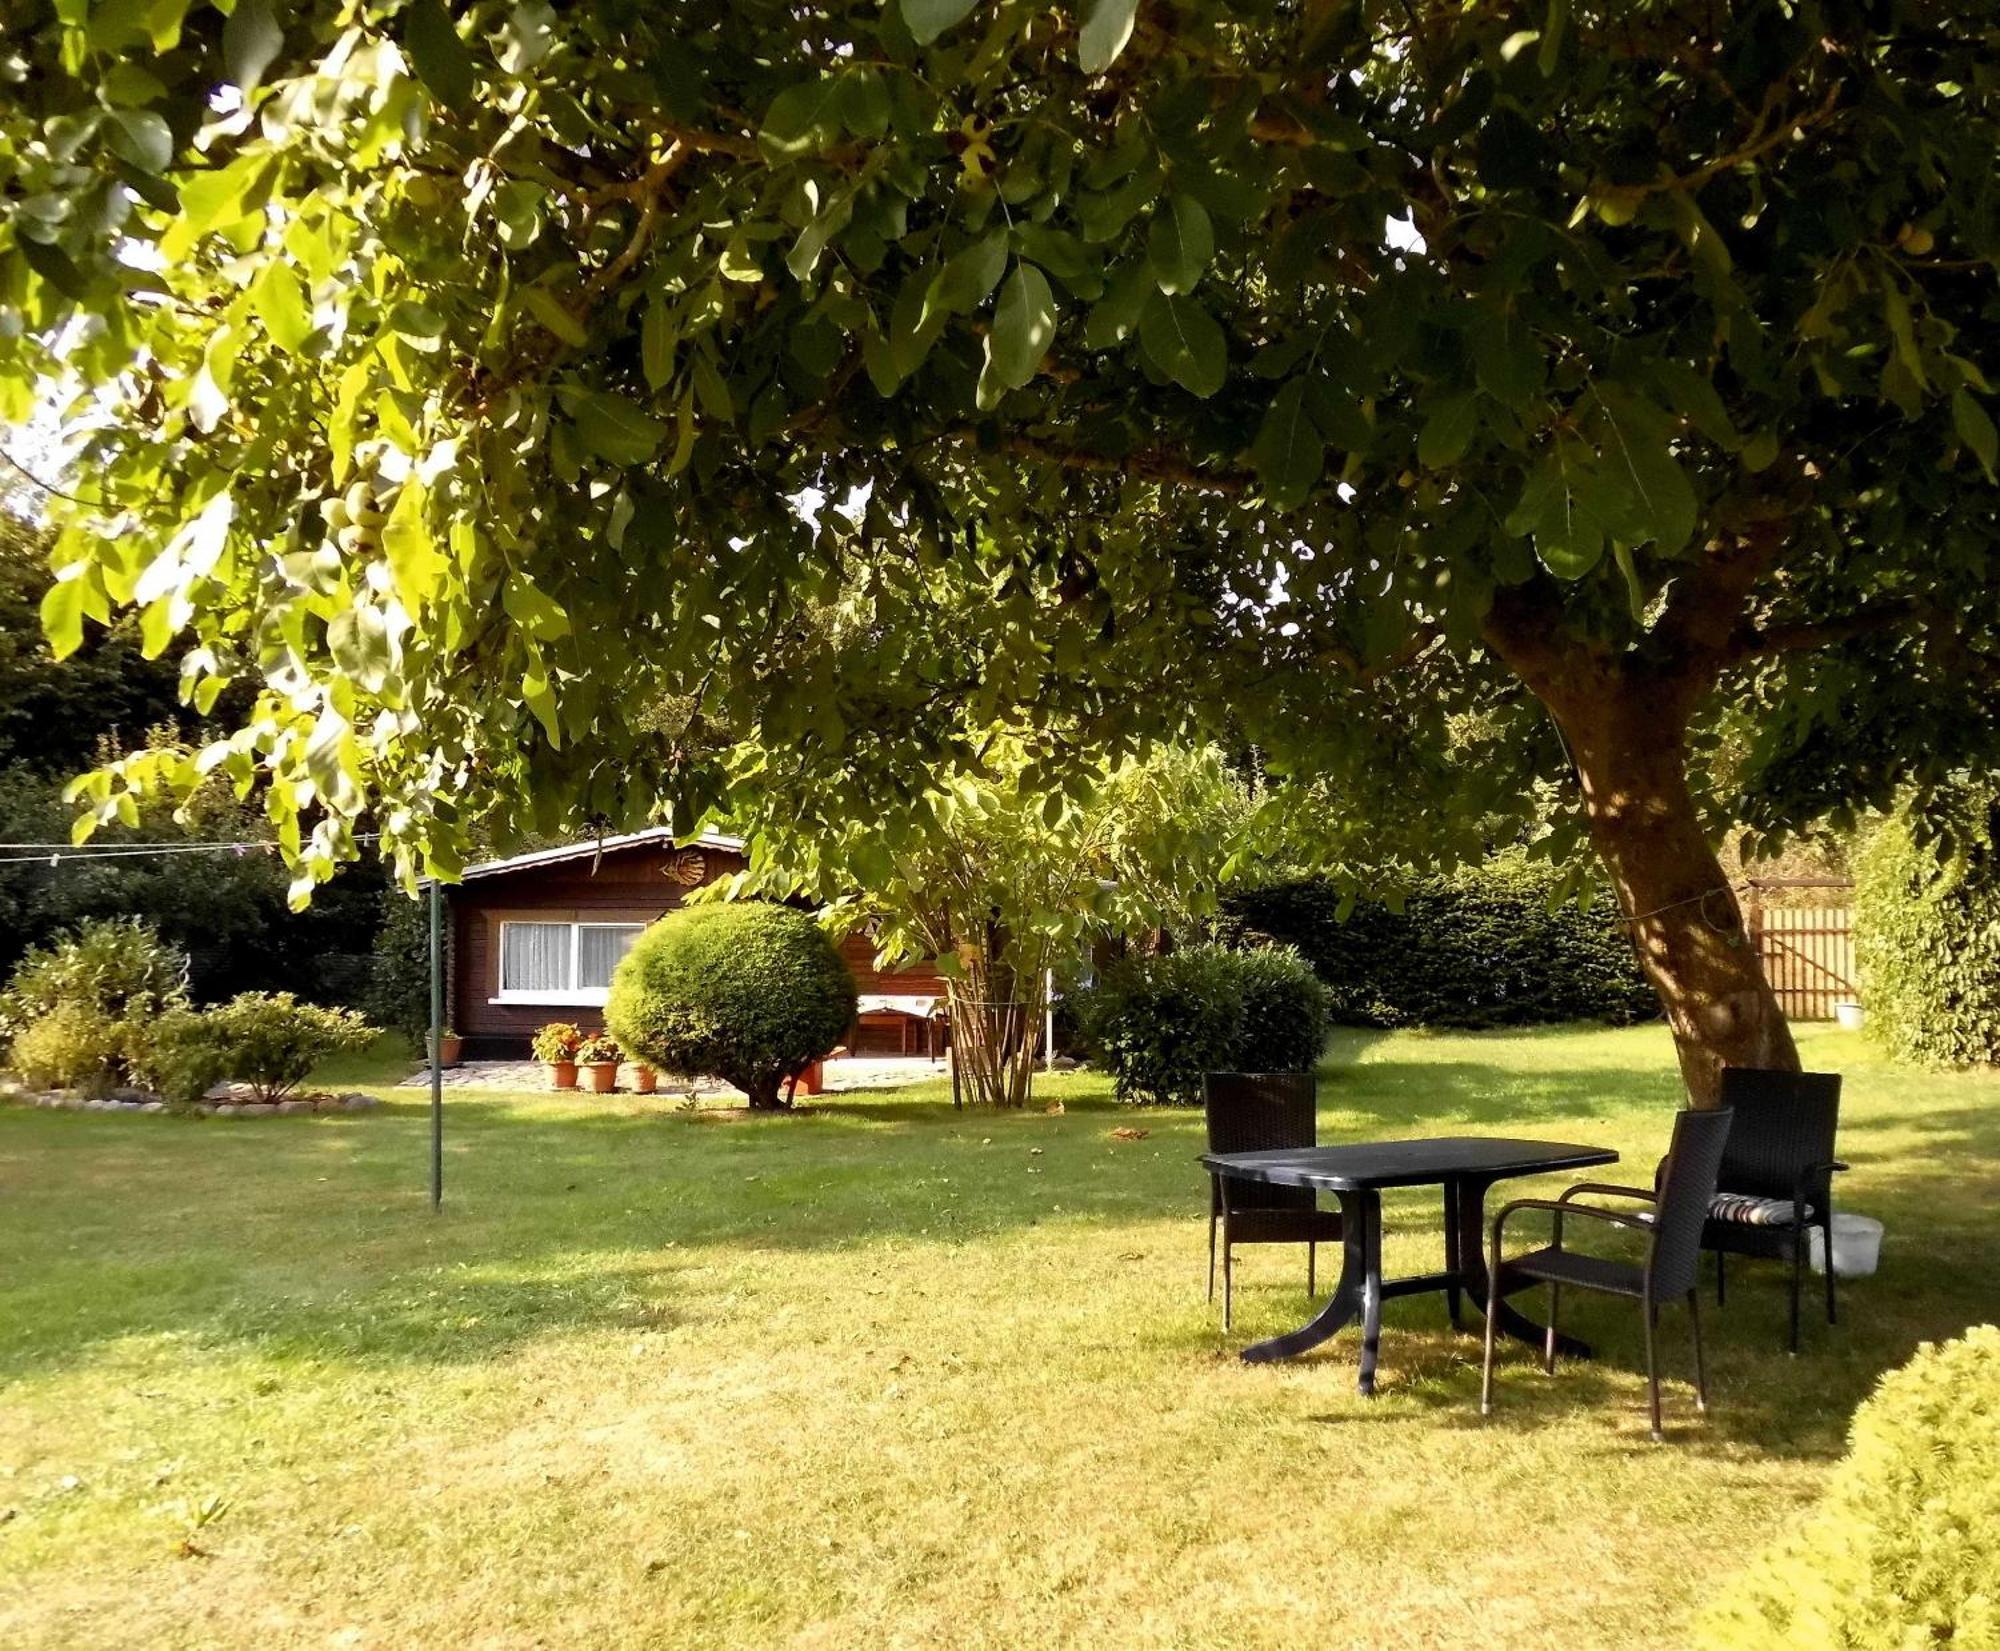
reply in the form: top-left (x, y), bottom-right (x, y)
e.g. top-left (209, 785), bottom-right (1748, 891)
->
top-left (1744, 879), bottom-right (1856, 1022)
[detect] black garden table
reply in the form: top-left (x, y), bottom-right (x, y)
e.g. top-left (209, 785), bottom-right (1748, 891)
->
top-left (1199, 1136), bottom-right (1619, 1395)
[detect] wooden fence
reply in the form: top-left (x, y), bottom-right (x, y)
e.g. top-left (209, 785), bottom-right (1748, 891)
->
top-left (1744, 879), bottom-right (1856, 1022)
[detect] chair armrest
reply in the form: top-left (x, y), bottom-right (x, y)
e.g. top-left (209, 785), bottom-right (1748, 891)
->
top-left (1558, 1182), bottom-right (1658, 1206)
top-left (1794, 1159), bottom-right (1849, 1208)
top-left (1491, 1196), bottom-right (1657, 1258)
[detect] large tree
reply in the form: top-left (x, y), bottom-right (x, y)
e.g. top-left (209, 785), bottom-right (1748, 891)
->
top-left (2, 1), bottom-right (1996, 1101)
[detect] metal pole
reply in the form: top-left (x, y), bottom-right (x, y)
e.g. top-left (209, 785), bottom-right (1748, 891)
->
top-left (1044, 967), bottom-right (1056, 1072)
top-left (428, 877), bottom-right (443, 1213)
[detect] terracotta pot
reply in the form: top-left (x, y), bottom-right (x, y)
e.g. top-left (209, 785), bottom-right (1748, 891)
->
top-left (633, 1065), bottom-right (658, 1094)
top-left (548, 1059), bottom-right (579, 1091)
top-left (582, 1061), bottom-right (619, 1094)
top-left (433, 1034), bottom-right (463, 1067)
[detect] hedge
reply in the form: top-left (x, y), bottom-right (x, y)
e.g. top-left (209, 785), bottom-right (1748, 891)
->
top-left (1853, 791), bottom-right (2000, 1066)
top-left (1219, 857), bottom-right (1658, 1029)
top-left (1695, 1324), bottom-right (2000, 1650)
top-left (1080, 943), bottom-right (1330, 1105)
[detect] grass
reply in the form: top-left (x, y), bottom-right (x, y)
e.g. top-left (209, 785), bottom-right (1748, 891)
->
top-left (0, 1022), bottom-right (1994, 1650)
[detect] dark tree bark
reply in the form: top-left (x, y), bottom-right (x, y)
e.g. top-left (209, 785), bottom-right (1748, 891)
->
top-left (1484, 548), bottom-right (1803, 1106)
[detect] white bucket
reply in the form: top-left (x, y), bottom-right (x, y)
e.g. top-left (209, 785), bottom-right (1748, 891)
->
top-left (1833, 1001), bottom-right (1866, 1031)
top-left (1810, 1213), bottom-right (1884, 1278)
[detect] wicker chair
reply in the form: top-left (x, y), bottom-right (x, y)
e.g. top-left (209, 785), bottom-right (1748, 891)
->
top-left (1703, 1068), bottom-right (1848, 1353)
top-left (1482, 1108), bottom-right (1735, 1442)
top-left (1203, 1072), bottom-right (1342, 1331)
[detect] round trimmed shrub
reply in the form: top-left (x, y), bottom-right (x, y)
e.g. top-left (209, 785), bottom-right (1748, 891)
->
top-left (1082, 943), bottom-right (1329, 1105)
top-left (1695, 1324), bottom-right (1999, 1650)
top-left (1853, 791), bottom-right (2000, 1066)
top-left (0, 916), bottom-right (188, 1037)
top-left (606, 903), bottom-right (856, 1111)
top-left (202, 992), bottom-right (375, 1103)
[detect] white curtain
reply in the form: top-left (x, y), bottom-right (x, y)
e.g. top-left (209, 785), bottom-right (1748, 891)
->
top-left (577, 925), bottom-right (641, 990)
top-left (502, 923), bottom-right (572, 992)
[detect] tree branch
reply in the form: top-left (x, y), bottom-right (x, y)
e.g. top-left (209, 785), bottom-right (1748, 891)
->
top-left (1722, 598), bottom-right (1930, 666)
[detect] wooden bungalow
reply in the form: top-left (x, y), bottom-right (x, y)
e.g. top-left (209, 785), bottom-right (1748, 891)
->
top-left (445, 828), bottom-right (947, 1060)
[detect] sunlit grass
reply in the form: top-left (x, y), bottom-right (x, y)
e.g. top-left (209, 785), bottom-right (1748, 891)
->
top-left (1, 1023), bottom-right (1993, 1649)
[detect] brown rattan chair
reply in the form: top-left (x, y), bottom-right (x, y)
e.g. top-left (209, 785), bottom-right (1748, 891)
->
top-left (1203, 1071), bottom-right (1342, 1331)
top-left (1482, 1107), bottom-right (1734, 1442)
top-left (1704, 1068), bottom-right (1847, 1353)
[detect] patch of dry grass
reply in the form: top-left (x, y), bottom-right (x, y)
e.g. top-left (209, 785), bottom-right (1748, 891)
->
top-left (0, 1024), bottom-right (1993, 1649)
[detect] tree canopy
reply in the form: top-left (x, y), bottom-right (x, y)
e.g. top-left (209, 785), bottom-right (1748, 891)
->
top-left (3, 0), bottom-right (1997, 1095)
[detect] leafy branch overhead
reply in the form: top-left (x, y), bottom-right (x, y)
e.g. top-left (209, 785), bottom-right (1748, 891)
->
top-left (0, 0), bottom-right (1993, 912)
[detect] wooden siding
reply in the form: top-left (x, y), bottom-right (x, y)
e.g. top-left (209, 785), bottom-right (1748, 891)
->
top-left (448, 843), bottom-right (948, 1057)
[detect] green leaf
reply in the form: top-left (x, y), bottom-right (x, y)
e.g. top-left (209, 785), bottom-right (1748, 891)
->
top-left (1083, 260), bottom-right (1151, 350)
top-left (1953, 388), bottom-right (1998, 482)
top-left (1506, 441), bottom-right (1613, 579)
top-left (106, 107), bottom-right (173, 172)
top-left (1077, 0), bottom-right (1139, 75)
top-left (927, 230), bottom-right (1009, 323)
top-left (521, 655), bottom-right (561, 746)
top-left (503, 574), bottom-right (571, 640)
top-left (989, 264), bottom-right (1057, 392)
top-left (1417, 392), bottom-right (1480, 469)
top-left (901, 0), bottom-right (979, 46)
top-left (382, 481), bottom-right (442, 608)
top-left (223, 0), bottom-right (284, 94)
top-left (760, 76), bottom-right (846, 158)
top-left (569, 389), bottom-right (668, 465)
top-left (40, 576), bottom-right (85, 661)
top-left (1653, 360), bottom-right (1738, 451)
top-left (249, 260), bottom-right (310, 351)
top-left (405, 0), bottom-right (477, 108)
top-left (1251, 379), bottom-right (1324, 512)
top-left (1147, 194), bottom-right (1214, 296)
top-left (1593, 386), bottom-right (1696, 554)
top-left (521, 286), bottom-right (586, 346)
top-left (642, 298), bottom-right (678, 391)
top-left (1138, 294), bottom-right (1226, 398)
top-left (1537, 0), bottom-right (1569, 75)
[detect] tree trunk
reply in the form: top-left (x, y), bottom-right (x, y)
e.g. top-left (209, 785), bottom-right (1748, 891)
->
top-left (1545, 673), bottom-right (1799, 1106)
top-left (945, 951), bottom-right (1042, 1108)
top-left (742, 1071), bottom-right (788, 1111)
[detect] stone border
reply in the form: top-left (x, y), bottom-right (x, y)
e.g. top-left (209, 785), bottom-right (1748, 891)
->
top-left (4, 1085), bottom-right (382, 1118)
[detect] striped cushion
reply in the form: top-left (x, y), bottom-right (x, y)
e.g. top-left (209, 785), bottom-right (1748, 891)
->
top-left (1709, 1192), bottom-right (1809, 1226)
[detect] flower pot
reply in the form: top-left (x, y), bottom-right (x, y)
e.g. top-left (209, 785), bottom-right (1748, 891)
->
top-left (432, 1034), bottom-right (463, 1067)
top-left (632, 1065), bottom-right (658, 1095)
top-left (548, 1060), bottom-right (579, 1091)
top-left (1833, 1000), bottom-right (1866, 1031)
top-left (582, 1060), bottom-right (619, 1095)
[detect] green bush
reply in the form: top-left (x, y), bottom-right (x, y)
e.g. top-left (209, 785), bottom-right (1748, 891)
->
top-left (124, 1007), bottom-right (229, 1107)
top-left (203, 992), bottom-right (375, 1103)
top-left (1219, 856), bottom-right (1658, 1029)
top-left (1082, 943), bottom-right (1329, 1105)
top-left (368, 889), bottom-right (435, 1045)
top-left (606, 903), bottom-right (855, 1111)
top-left (1696, 1324), bottom-right (2000, 1650)
top-left (0, 916), bottom-right (188, 1037)
top-left (1854, 791), bottom-right (2000, 1066)
top-left (10, 1000), bottom-right (124, 1094)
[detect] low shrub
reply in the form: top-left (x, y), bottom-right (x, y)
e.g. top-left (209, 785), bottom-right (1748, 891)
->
top-left (1695, 1324), bottom-right (2000, 1649)
top-left (1853, 789), bottom-right (2000, 1066)
top-left (1219, 855), bottom-right (1658, 1029)
top-left (202, 992), bottom-right (375, 1103)
top-left (606, 903), bottom-right (855, 1111)
top-left (1082, 943), bottom-right (1329, 1105)
top-left (0, 917), bottom-right (189, 1038)
top-left (10, 1000), bottom-right (123, 1094)
top-left (125, 1007), bottom-right (229, 1107)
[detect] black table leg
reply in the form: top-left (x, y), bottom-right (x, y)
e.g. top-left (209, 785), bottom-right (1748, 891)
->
top-left (1442, 1178), bottom-right (1465, 1329)
top-left (1239, 1189), bottom-right (1383, 1395)
top-left (1455, 1174), bottom-right (1595, 1359)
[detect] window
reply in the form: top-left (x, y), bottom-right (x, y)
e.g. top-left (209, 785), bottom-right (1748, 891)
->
top-left (495, 921), bottom-right (644, 1004)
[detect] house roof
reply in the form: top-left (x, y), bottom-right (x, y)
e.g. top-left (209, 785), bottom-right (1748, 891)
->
top-left (457, 827), bottom-right (747, 883)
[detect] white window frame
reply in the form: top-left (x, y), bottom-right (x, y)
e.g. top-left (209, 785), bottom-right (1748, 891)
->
top-left (492, 920), bottom-right (644, 1006)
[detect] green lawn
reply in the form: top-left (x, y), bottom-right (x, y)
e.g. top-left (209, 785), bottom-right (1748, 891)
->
top-left (2, 1024), bottom-right (1994, 1650)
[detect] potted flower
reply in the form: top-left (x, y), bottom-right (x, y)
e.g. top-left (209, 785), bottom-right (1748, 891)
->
top-left (578, 1034), bottom-right (622, 1094)
top-left (532, 1022), bottom-right (583, 1090)
top-left (631, 1062), bottom-right (659, 1095)
top-left (431, 1027), bottom-right (463, 1067)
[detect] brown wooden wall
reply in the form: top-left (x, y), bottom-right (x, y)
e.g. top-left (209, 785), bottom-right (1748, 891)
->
top-left (448, 843), bottom-right (948, 1057)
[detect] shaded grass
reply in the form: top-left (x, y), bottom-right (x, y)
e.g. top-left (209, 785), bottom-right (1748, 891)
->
top-left (0, 1023), bottom-right (1994, 1649)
